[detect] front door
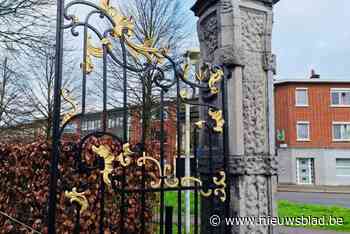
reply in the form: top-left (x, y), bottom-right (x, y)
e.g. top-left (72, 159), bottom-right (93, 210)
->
top-left (297, 158), bottom-right (314, 184)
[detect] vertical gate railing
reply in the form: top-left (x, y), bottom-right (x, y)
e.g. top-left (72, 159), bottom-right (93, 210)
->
top-left (49, 0), bottom-right (229, 233)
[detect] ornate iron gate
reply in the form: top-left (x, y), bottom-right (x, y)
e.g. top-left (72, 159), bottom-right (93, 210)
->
top-left (48, 0), bottom-right (229, 233)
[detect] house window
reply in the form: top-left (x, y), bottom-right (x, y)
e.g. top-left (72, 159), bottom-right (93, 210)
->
top-left (336, 159), bottom-right (350, 176)
top-left (295, 88), bottom-right (308, 106)
top-left (151, 129), bottom-right (168, 142)
top-left (151, 106), bottom-right (169, 120)
top-left (332, 122), bottom-right (350, 141)
top-left (81, 121), bottom-right (87, 131)
top-left (82, 119), bottom-right (101, 131)
top-left (331, 89), bottom-right (350, 106)
top-left (94, 119), bottom-right (101, 129)
top-left (108, 116), bottom-right (120, 128)
top-left (296, 121), bottom-right (310, 141)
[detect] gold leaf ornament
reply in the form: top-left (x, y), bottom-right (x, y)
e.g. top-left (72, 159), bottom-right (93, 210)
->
top-left (92, 145), bottom-right (115, 186)
top-left (163, 162), bottom-right (179, 188)
top-left (65, 188), bottom-right (89, 212)
top-left (99, 0), bottom-right (168, 64)
top-left (87, 36), bottom-right (103, 58)
top-left (208, 67), bottom-right (224, 94)
top-left (195, 71), bottom-right (204, 81)
top-left (125, 37), bottom-right (164, 64)
top-left (195, 120), bottom-right (206, 129)
top-left (137, 152), bottom-right (162, 188)
top-left (61, 89), bottom-right (77, 125)
top-left (116, 143), bottom-right (134, 167)
top-left (182, 63), bottom-right (190, 80)
top-left (100, 0), bottom-right (134, 38)
top-left (213, 171), bottom-right (227, 202)
top-left (101, 37), bottom-right (113, 50)
top-left (80, 35), bottom-right (103, 74)
top-left (180, 89), bottom-right (188, 99)
top-left (180, 176), bottom-right (212, 197)
top-left (208, 109), bottom-right (225, 134)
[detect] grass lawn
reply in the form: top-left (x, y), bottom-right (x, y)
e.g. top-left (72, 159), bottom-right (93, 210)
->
top-left (278, 200), bottom-right (350, 232)
top-left (165, 191), bottom-right (199, 215)
top-left (163, 193), bottom-right (350, 233)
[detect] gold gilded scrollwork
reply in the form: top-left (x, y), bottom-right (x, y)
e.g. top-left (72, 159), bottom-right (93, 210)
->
top-left (92, 145), bottom-right (115, 186)
top-left (61, 88), bottom-right (77, 125)
top-left (73, 16), bottom-right (79, 24)
top-left (182, 63), bottom-right (190, 80)
top-left (137, 152), bottom-right (162, 188)
top-left (208, 68), bottom-right (224, 94)
top-left (195, 120), bottom-right (206, 129)
top-left (65, 188), bottom-right (89, 212)
top-left (116, 143), bottom-right (133, 167)
top-left (99, 0), bottom-right (168, 64)
top-left (195, 69), bottom-right (204, 81)
top-left (92, 143), bottom-right (134, 186)
top-left (125, 37), bottom-right (166, 64)
top-left (163, 163), bottom-right (179, 188)
top-left (100, 0), bottom-right (134, 38)
top-left (87, 36), bottom-right (103, 58)
top-left (208, 109), bottom-right (225, 134)
top-left (101, 37), bottom-right (113, 50)
top-left (180, 89), bottom-right (188, 99)
top-left (81, 55), bottom-right (94, 74)
top-left (213, 171), bottom-right (227, 202)
top-left (81, 35), bottom-right (103, 74)
top-left (181, 177), bottom-right (212, 197)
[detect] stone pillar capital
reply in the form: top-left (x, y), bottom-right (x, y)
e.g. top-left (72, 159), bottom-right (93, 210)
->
top-left (191, 0), bottom-right (280, 17)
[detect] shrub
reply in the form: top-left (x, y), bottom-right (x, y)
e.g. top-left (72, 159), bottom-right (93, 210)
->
top-left (0, 138), bottom-right (158, 233)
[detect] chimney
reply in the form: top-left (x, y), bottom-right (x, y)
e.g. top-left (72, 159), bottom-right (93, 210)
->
top-left (310, 69), bottom-right (320, 79)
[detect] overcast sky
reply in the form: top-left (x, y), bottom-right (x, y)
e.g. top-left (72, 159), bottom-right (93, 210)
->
top-left (187, 0), bottom-right (350, 80)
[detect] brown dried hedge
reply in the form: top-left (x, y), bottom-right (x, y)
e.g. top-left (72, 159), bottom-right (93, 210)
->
top-left (0, 138), bottom-right (159, 234)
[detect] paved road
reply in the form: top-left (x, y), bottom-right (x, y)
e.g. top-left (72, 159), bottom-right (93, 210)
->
top-left (277, 192), bottom-right (350, 208)
top-left (278, 226), bottom-right (350, 234)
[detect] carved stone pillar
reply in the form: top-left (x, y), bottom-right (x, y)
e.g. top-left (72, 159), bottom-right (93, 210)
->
top-left (191, 0), bottom-right (279, 233)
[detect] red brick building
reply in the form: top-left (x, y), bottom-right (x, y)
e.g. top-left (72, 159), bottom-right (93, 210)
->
top-left (275, 72), bottom-right (350, 185)
top-left (1, 104), bottom-right (199, 164)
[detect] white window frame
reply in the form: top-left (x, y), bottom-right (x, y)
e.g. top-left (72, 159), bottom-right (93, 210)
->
top-left (336, 158), bottom-right (350, 177)
top-left (296, 121), bottom-right (310, 141)
top-left (332, 122), bottom-right (350, 142)
top-left (295, 88), bottom-right (309, 107)
top-left (296, 158), bottom-right (314, 184)
top-left (330, 88), bottom-right (350, 107)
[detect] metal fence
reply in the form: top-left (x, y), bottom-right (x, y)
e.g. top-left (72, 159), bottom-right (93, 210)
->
top-left (48, 0), bottom-right (229, 233)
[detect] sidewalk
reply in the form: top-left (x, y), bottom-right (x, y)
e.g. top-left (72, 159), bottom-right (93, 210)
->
top-left (278, 184), bottom-right (350, 194)
top-left (278, 226), bottom-right (350, 234)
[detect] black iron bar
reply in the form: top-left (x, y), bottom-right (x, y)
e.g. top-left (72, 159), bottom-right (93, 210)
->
top-left (140, 71), bottom-right (146, 234)
top-left (159, 90), bottom-right (165, 234)
top-left (120, 32), bottom-right (128, 234)
top-left (165, 206), bottom-right (173, 234)
top-left (208, 128), bottom-right (214, 234)
top-left (48, 0), bottom-right (65, 232)
top-left (112, 185), bottom-right (215, 193)
top-left (98, 44), bottom-right (108, 234)
top-left (193, 127), bottom-right (199, 234)
top-left (74, 205), bottom-right (81, 234)
top-left (81, 19), bottom-right (87, 114)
